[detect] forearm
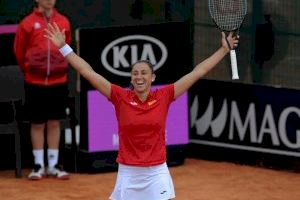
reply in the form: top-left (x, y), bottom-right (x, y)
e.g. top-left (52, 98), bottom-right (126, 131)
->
top-left (45, 23), bottom-right (111, 97)
top-left (174, 32), bottom-right (237, 99)
top-left (65, 51), bottom-right (111, 98)
top-left (174, 46), bottom-right (228, 98)
top-left (193, 46), bottom-right (228, 76)
top-left (65, 52), bottom-right (93, 74)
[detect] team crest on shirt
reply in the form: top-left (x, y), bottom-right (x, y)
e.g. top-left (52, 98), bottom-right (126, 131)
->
top-left (148, 100), bottom-right (157, 106)
top-left (130, 101), bottom-right (138, 106)
top-left (34, 22), bottom-right (41, 29)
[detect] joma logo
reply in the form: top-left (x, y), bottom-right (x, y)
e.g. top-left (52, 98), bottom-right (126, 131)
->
top-left (101, 35), bottom-right (168, 77)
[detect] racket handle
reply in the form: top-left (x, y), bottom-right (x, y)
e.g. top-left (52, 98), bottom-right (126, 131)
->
top-left (230, 50), bottom-right (239, 80)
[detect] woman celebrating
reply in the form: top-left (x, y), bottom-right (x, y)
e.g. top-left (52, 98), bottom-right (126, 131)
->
top-left (44, 22), bottom-right (238, 200)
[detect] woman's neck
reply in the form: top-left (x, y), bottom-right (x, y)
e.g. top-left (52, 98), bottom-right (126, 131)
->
top-left (135, 91), bottom-right (149, 102)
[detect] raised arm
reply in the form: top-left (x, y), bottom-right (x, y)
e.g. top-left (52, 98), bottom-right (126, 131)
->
top-left (44, 23), bottom-right (111, 99)
top-left (174, 32), bottom-right (238, 99)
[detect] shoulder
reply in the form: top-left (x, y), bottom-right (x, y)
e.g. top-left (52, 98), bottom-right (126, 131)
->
top-left (17, 12), bottom-right (36, 31)
top-left (156, 84), bottom-right (174, 93)
top-left (18, 11), bottom-right (35, 25)
top-left (154, 84), bottom-right (174, 101)
top-left (112, 84), bottom-right (134, 97)
top-left (53, 9), bottom-right (70, 23)
top-left (111, 84), bottom-right (123, 91)
top-left (110, 84), bottom-right (131, 103)
top-left (111, 84), bottom-right (128, 95)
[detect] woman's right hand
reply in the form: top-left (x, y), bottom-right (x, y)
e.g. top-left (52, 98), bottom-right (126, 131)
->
top-left (44, 22), bottom-right (66, 48)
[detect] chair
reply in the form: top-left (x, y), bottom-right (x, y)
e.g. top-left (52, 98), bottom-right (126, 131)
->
top-left (0, 65), bottom-right (24, 178)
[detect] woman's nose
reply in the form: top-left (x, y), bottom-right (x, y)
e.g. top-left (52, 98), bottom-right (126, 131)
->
top-left (135, 74), bottom-right (142, 79)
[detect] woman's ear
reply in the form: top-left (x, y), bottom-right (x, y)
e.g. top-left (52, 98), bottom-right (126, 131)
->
top-left (151, 74), bottom-right (156, 82)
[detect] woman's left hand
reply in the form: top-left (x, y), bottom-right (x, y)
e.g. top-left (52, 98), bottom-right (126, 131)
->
top-left (221, 32), bottom-right (239, 52)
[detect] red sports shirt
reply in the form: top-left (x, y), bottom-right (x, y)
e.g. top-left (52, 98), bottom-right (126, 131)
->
top-left (14, 8), bottom-right (71, 86)
top-left (110, 84), bottom-right (175, 166)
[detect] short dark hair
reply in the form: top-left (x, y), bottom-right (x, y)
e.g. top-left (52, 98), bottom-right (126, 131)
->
top-left (131, 60), bottom-right (154, 73)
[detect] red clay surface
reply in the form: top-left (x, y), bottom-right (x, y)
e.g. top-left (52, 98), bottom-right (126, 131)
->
top-left (0, 158), bottom-right (300, 200)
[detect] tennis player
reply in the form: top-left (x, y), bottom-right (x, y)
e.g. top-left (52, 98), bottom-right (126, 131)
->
top-left (44, 23), bottom-right (238, 200)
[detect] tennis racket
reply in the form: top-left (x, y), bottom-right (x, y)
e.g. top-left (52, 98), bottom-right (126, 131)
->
top-left (208, 0), bottom-right (247, 80)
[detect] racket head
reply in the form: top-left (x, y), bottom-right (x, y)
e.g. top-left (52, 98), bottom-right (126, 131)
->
top-left (208, 0), bottom-right (247, 31)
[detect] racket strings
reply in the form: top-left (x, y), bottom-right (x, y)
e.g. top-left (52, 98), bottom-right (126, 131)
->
top-left (209, 0), bottom-right (247, 31)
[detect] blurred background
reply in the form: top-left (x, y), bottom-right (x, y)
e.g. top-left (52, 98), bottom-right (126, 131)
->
top-left (0, 0), bottom-right (299, 174)
top-left (1, 0), bottom-right (299, 88)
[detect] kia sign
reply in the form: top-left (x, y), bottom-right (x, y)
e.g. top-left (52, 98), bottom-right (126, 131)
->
top-left (101, 35), bottom-right (168, 77)
top-left (189, 79), bottom-right (300, 157)
top-left (77, 22), bottom-right (192, 151)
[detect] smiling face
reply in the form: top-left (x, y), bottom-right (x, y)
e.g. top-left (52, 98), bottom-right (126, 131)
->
top-left (130, 61), bottom-right (156, 97)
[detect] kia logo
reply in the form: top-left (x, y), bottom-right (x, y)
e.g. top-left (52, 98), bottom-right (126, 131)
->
top-left (101, 35), bottom-right (168, 77)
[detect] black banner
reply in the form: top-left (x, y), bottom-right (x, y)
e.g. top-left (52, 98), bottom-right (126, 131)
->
top-left (189, 79), bottom-right (300, 157)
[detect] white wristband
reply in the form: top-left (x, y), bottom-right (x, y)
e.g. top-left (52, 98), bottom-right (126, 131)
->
top-left (59, 44), bottom-right (73, 57)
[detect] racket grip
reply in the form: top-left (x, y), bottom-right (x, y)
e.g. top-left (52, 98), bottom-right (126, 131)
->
top-left (230, 50), bottom-right (239, 80)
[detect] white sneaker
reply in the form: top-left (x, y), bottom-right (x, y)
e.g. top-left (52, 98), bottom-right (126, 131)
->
top-left (47, 164), bottom-right (70, 180)
top-left (28, 164), bottom-right (45, 180)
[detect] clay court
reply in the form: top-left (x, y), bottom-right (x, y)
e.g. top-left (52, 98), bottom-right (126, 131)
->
top-left (1, 158), bottom-right (300, 200)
